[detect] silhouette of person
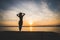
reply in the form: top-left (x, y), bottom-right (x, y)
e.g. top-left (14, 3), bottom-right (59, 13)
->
top-left (17, 12), bottom-right (25, 31)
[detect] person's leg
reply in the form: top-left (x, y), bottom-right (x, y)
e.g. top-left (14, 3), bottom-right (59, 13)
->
top-left (19, 21), bottom-right (23, 31)
top-left (19, 23), bottom-right (22, 31)
top-left (19, 26), bottom-right (22, 31)
top-left (19, 21), bottom-right (21, 31)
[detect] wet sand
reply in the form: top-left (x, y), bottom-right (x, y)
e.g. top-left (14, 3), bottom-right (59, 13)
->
top-left (0, 31), bottom-right (60, 40)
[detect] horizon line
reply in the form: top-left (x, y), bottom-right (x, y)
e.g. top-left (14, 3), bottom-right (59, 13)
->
top-left (0, 25), bottom-right (60, 27)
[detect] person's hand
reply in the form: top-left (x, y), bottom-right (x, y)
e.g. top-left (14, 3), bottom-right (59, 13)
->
top-left (17, 14), bottom-right (18, 16)
top-left (23, 13), bottom-right (25, 15)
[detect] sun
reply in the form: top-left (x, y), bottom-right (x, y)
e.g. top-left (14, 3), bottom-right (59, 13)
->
top-left (28, 20), bottom-right (33, 31)
top-left (29, 20), bottom-right (33, 26)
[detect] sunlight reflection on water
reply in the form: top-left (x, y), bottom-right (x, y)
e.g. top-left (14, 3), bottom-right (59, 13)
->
top-left (0, 27), bottom-right (60, 33)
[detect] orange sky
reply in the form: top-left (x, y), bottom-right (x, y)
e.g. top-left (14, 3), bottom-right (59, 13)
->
top-left (0, 19), bottom-right (59, 26)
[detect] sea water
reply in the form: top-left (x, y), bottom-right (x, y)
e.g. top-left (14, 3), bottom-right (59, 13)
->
top-left (0, 27), bottom-right (60, 33)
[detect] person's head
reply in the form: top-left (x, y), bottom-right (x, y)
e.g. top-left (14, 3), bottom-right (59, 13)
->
top-left (19, 12), bottom-right (22, 15)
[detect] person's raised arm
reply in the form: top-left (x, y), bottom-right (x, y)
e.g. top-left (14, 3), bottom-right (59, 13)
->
top-left (22, 13), bottom-right (25, 16)
top-left (17, 14), bottom-right (19, 17)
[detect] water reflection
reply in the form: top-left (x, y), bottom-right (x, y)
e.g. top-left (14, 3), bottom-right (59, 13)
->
top-left (30, 27), bottom-right (32, 31)
top-left (0, 27), bottom-right (60, 33)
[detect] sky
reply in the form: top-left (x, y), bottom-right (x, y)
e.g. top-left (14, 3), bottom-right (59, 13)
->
top-left (0, 0), bottom-right (60, 26)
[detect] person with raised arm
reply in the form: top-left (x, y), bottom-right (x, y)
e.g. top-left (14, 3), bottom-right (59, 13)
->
top-left (17, 12), bottom-right (25, 31)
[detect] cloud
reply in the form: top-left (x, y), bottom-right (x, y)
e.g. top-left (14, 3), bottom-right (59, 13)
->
top-left (46, 0), bottom-right (60, 12)
top-left (0, 0), bottom-right (59, 25)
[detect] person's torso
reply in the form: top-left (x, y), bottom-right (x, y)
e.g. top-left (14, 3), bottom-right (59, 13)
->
top-left (19, 16), bottom-right (23, 21)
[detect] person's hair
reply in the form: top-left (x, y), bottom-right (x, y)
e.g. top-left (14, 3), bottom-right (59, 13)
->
top-left (19, 12), bottom-right (22, 15)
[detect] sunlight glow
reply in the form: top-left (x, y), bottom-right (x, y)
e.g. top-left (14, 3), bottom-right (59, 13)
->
top-left (29, 20), bottom-right (33, 25)
top-left (29, 20), bottom-right (33, 31)
top-left (30, 27), bottom-right (32, 31)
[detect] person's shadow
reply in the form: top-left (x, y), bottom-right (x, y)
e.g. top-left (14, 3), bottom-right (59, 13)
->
top-left (17, 12), bottom-right (25, 31)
